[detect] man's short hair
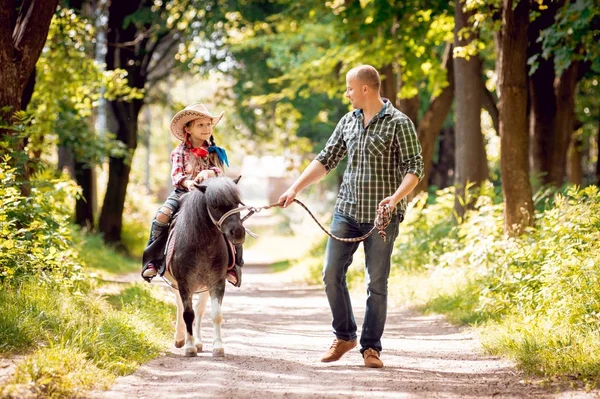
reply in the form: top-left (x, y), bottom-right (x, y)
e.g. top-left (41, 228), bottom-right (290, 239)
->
top-left (348, 65), bottom-right (381, 89)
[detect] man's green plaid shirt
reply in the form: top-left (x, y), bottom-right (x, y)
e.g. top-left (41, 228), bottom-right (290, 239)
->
top-left (315, 99), bottom-right (424, 223)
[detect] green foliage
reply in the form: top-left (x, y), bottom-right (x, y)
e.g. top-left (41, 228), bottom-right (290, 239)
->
top-left (537, 0), bottom-right (600, 76)
top-left (392, 184), bottom-right (600, 382)
top-left (28, 7), bottom-right (140, 165)
top-left (194, 0), bottom-right (454, 152)
top-left (0, 160), bottom-right (83, 284)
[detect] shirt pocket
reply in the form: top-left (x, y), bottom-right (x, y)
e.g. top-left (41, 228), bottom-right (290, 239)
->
top-left (343, 129), bottom-right (359, 157)
top-left (343, 128), bottom-right (358, 147)
top-left (366, 131), bottom-right (392, 157)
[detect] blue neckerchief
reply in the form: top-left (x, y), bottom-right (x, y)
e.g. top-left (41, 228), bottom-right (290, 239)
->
top-left (208, 145), bottom-right (229, 167)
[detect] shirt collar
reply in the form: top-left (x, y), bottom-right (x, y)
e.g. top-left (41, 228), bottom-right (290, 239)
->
top-left (352, 98), bottom-right (392, 120)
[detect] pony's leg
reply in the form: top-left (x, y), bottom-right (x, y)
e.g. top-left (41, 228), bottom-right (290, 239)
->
top-left (192, 290), bottom-right (209, 352)
top-left (173, 287), bottom-right (185, 348)
top-left (210, 281), bottom-right (226, 358)
top-left (179, 284), bottom-right (197, 357)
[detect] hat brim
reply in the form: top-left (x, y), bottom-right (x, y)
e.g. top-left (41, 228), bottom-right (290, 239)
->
top-left (170, 110), bottom-right (224, 141)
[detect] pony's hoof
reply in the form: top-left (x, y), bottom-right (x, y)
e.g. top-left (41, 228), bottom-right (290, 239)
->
top-left (175, 340), bottom-right (185, 348)
top-left (212, 348), bottom-right (225, 358)
top-left (196, 343), bottom-right (203, 352)
top-left (185, 348), bottom-right (198, 357)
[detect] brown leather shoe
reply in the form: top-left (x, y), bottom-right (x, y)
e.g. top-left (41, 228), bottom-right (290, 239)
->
top-left (320, 338), bottom-right (357, 362)
top-left (363, 348), bottom-right (383, 368)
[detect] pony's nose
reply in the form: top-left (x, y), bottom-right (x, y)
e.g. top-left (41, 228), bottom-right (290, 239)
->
top-left (230, 227), bottom-right (245, 238)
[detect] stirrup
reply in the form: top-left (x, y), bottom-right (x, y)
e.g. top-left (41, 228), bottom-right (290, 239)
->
top-left (226, 264), bottom-right (242, 288)
top-left (142, 264), bottom-right (158, 283)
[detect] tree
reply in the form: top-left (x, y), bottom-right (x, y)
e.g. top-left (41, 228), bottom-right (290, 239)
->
top-left (412, 43), bottom-right (455, 198)
top-left (453, 0), bottom-right (488, 218)
top-left (0, 0), bottom-right (59, 186)
top-left (99, 0), bottom-right (209, 245)
top-left (498, 0), bottom-right (534, 235)
top-left (529, 0), bottom-right (600, 185)
top-left (528, 1), bottom-right (560, 185)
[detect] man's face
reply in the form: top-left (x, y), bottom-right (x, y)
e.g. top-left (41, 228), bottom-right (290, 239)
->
top-left (345, 76), bottom-right (365, 109)
top-left (186, 118), bottom-right (213, 142)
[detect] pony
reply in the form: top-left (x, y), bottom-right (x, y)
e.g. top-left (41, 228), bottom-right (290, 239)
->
top-left (163, 176), bottom-right (245, 357)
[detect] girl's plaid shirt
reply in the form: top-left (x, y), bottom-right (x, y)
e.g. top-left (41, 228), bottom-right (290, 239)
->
top-left (315, 100), bottom-right (424, 223)
top-left (170, 142), bottom-right (222, 190)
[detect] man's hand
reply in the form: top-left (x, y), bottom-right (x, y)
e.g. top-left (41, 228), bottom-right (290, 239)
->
top-left (195, 169), bottom-right (216, 183)
top-left (378, 195), bottom-right (399, 210)
top-left (278, 188), bottom-right (297, 208)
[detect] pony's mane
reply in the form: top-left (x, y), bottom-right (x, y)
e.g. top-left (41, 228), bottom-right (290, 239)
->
top-left (203, 177), bottom-right (242, 207)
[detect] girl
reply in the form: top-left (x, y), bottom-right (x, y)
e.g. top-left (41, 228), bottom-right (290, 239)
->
top-left (141, 103), bottom-right (243, 287)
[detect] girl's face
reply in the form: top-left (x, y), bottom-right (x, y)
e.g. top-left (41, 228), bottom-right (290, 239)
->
top-left (186, 118), bottom-right (213, 143)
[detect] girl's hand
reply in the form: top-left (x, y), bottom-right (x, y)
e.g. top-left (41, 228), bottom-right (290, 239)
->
top-left (195, 169), bottom-right (216, 183)
top-left (184, 180), bottom-right (197, 191)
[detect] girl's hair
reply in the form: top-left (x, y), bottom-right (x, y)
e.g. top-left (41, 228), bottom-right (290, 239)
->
top-left (208, 135), bottom-right (224, 170)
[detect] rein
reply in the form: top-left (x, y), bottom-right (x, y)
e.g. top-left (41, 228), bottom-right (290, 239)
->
top-left (242, 199), bottom-right (393, 243)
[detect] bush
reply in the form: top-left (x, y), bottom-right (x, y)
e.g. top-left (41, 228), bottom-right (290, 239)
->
top-left (392, 183), bottom-right (600, 382)
top-left (0, 161), bottom-right (83, 285)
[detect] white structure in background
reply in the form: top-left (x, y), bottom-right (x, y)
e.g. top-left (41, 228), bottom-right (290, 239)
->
top-left (236, 155), bottom-right (293, 205)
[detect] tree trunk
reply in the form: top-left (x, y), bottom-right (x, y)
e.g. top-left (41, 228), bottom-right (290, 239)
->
top-left (412, 42), bottom-right (455, 198)
top-left (0, 0), bottom-right (57, 195)
top-left (379, 64), bottom-right (397, 107)
top-left (453, 1), bottom-right (488, 219)
top-left (0, 1), bottom-right (57, 133)
top-left (430, 127), bottom-right (455, 189)
top-left (528, 1), bottom-right (559, 185)
top-left (566, 135), bottom-right (583, 186)
top-left (144, 105), bottom-right (152, 195)
top-left (98, 100), bottom-right (143, 245)
top-left (596, 111), bottom-right (600, 186)
top-left (529, 58), bottom-right (556, 184)
top-left (98, 0), bottom-right (145, 246)
top-left (74, 162), bottom-right (96, 229)
top-left (549, 62), bottom-right (579, 185)
top-left (499, 0), bottom-right (534, 235)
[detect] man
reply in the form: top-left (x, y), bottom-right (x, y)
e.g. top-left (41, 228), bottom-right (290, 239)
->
top-left (278, 65), bottom-right (423, 368)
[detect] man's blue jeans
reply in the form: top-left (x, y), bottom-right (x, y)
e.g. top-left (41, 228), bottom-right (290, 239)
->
top-left (322, 211), bottom-right (400, 353)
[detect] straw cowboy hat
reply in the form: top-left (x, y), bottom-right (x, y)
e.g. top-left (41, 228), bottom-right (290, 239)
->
top-left (170, 103), bottom-right (224, 141)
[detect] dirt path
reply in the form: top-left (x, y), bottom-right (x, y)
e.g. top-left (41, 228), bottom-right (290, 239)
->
top-left (91, 259), bottom-right (591, 399)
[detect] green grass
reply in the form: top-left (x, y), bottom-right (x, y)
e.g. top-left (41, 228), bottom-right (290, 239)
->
top-left (481, 316), bottom-right (600, 385)
top-left (1, 347), bottom-right (111, 398)
top-left (0, 267), bottom-right (174, 398)
top-left (73, 229), bottom-right (139, 275)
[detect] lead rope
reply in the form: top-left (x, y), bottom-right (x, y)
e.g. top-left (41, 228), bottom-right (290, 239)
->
top-left (243, 199), bottom-right (392, 243)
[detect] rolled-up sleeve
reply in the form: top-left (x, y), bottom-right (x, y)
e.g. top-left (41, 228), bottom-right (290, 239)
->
top-left (397, 117), bottom-right (424, 181)
top-left (315, 116), bottom-right (348, 172)
top-left (170, 146), bottom-right (187, 189)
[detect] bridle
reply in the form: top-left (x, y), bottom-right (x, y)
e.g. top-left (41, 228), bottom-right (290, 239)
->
top-left (207, 204), bottom-right (259, 238)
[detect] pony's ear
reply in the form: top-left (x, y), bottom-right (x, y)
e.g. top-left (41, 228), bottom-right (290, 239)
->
top-left (194, 182), bottom-right (208, 193)
top-left (233, 175), bottom-right (242, 185)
